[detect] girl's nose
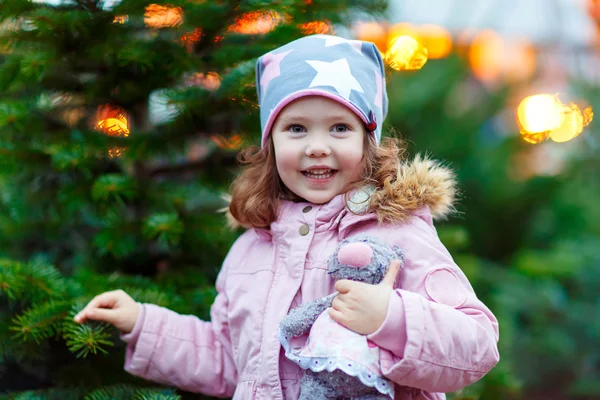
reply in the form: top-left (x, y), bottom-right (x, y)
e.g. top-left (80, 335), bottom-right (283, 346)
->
top-left (337, 242), bottom-right (373, 267)
top-left (305, 137), bottom-right (331, 157)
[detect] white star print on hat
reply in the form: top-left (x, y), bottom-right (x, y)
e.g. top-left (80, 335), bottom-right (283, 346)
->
top-left (256, 34), bottom-right (388, 147)
top-left (306, 58), bottom-right (364, 100)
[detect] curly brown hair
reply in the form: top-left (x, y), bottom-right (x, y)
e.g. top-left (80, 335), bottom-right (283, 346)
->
top-left (228, 132), bottom-right (407, 229)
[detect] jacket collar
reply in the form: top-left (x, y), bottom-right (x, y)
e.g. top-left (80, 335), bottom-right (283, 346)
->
top-left (242, 155), bottom-right (457, 240)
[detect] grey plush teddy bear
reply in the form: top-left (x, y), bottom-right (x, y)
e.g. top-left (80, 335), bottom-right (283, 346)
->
top-left (279, 234), bottom-right (404, 400)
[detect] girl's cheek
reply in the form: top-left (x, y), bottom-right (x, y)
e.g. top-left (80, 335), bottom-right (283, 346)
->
top-left (275, 150), bottom-right (300, 176)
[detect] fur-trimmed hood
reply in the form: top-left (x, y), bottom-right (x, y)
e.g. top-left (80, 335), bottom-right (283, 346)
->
top-left (225, 155), bottom-right (458, 229)
top-left (365, 154), bottom-right (458, 224)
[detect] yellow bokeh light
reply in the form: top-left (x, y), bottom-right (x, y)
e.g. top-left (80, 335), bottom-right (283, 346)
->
top-left (385, 35), bottom-right (428, 71)
top-left (97, 118), bottom-right (129, 137)
top-left (108, 147), bottom-right (126, 158)
top-left (521, 131), bottom-right (550, 144)
top-left (550, 104), bottom-right (594, 143)
top-left (95, 105), bottom-right (130, 137)
top-left (517, 95), bottom-right (564, 136)
top-left (113, 15), bottom-right (128, 24)
top-left (144, 4), bottom-right (183, 29)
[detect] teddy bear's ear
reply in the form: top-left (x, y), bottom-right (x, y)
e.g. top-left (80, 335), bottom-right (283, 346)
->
top-left (391, 245), bottom-right (405, 264)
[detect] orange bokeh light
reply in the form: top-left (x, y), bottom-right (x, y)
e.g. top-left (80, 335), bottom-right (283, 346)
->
top-left (299, 20), bottom-right (333, 35)
top-left (210, 134), bottom-right (243, 150)
top-left (144, 4), bottom-right (183, 29)
top-left (180, 28), bottom-right (203, 50)
top-left (468, 30), bottom-right (536, 84)
top-left (228, 10), bottom-right (284, 35)
top-left (354, 22), bottom-right (387, 53)
top-left (187, 72), bottom-right (222, 91)
top-left (417, 24), bottom-right (452, 59)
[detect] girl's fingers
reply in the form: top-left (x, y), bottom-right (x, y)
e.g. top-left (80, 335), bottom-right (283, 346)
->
top-left (332, 296), bottom-right (348, 313)
top-left (74, 291), bottom-right (119, 323)
top-left (83, 307), bottom-right (117, 324)
top-left (328, 307), bottom-right (347, 327)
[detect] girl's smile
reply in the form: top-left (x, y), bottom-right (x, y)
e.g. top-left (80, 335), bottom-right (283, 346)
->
top-left (271, 96), bottom-right (365, 204)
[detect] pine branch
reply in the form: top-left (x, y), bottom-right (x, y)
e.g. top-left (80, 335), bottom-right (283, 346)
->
top-left (133, 388), bottom-right (181, 400)
top-left (62, 315), bottom-right (114, 358)
top-left (82, 385), bottom-right (181, 400)
top-left (10, 300), bottom-right (71, 343)
top-left (0, 258), bottom-right (27, 300)
top-left (0, 259), bottom-right (68, 303)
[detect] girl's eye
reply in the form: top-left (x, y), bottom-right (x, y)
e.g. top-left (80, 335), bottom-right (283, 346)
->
top-left (332, 124), bottom-right (350, 133)
top-left (287, 124), bottom-right (306, 133)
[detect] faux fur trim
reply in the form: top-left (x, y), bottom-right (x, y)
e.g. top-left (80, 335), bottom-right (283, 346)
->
top-left (367, 154), bottom-right (458, 224)
top-left (223, 155), bottom-right (458, 229)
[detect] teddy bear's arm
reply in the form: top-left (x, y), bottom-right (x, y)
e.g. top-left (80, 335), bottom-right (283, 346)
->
top-left (280, 293), bottom-right (336, 338)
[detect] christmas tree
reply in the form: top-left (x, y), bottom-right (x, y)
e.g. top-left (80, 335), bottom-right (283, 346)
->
top-left (0, 0), bottom-right (386, 398)
top-left (3, 0), bottom-right (600, 398)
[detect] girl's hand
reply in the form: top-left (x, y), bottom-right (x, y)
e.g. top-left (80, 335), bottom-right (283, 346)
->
top-left (329, 260), bottom-right (402, 335)
top-left (73, 289), bottom-right (140, 334)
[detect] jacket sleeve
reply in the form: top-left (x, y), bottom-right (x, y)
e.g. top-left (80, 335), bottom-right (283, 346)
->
top-left (366, 210), bottom-right (500, 393)
top-left (118, 246), bottom-right (238, 397)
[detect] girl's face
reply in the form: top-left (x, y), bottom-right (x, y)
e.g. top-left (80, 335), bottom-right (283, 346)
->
top-left (271, 96), bottom-right (365, 204)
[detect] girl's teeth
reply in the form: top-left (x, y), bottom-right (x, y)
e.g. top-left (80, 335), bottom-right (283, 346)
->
top-left (304, 170), bottom-right (334, 179)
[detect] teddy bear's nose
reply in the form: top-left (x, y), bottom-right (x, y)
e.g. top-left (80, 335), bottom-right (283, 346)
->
top-left (337, 242), bottom-right (373, 267)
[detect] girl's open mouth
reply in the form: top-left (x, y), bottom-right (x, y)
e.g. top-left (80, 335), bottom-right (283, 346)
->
top-left (301, 169), bottom-right (338, 180)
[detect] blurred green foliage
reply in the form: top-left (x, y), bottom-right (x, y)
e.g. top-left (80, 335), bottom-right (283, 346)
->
top-left (1, 0), bottom-right (599, 398)
top-left (387, 55), bottom-right (600, 399)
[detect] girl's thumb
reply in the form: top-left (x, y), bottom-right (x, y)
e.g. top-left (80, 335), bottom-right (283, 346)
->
top-left (381, 259), bottom-right (402, 286)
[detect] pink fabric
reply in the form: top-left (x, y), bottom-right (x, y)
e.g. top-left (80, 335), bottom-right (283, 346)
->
top-left (298, 310), bottom-right (382, 375)
top-left (337, 242), bottom-right (373, 267)
top-left (120, 194), bottom-right (500, 399)
top-left (425, 268), bottom-right (468, 308)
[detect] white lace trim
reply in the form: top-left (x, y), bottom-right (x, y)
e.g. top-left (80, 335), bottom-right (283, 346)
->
top-left (280, 331), bottom-right (394, 399)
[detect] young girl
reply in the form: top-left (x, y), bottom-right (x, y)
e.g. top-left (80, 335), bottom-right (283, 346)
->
top-left (74, 34), bottom-right (499, 399)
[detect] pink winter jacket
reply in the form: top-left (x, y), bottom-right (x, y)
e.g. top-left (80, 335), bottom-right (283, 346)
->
top-left (120, 157), bottom-right (500, 399)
